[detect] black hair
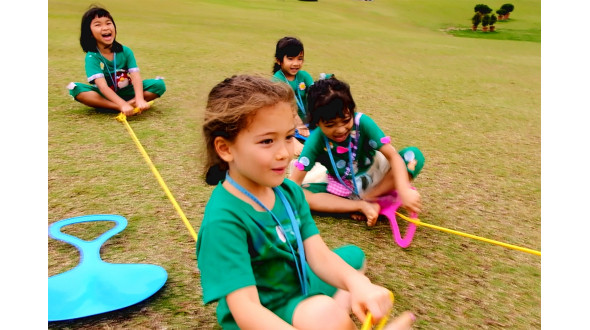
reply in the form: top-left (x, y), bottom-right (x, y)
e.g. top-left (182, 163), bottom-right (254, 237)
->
top-left (306, 76), bottom-right (356, 130)
top-left (273, 37), bottom-right (304, 74)
top-left (79, 5), bottom-right (123, 53)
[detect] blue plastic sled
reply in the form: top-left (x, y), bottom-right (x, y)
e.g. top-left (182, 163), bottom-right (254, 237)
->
top-left (48, 214), bottom-right (168, 322)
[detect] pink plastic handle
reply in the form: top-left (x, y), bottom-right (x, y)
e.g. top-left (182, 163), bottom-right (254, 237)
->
top-left (376, 189), bottom-right (418, 248)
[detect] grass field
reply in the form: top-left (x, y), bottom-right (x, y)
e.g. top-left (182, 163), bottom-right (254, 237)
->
top-left (48, 0), bottom-right (541, 329)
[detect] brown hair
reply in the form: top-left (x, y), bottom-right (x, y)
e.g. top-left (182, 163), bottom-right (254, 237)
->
top-left (202, 75), bottom-right (297, 185)
top-left (306, 75), bottom-right (356, 130)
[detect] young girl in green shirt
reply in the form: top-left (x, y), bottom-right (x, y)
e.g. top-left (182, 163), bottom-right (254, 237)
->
top-left (271, 37), bottom-right (315, 155)
top-left (198, 75), bottom-right (415, 329)
top-left (67, 5), bottom-right (166, 116)
top-left (289, 77), bottom-right (424, 227)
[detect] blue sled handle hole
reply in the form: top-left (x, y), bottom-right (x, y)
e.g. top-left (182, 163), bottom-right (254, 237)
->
top-left (49, 214), bottom-right (128, 251)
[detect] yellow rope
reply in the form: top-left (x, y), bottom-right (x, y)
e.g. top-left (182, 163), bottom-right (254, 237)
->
top-left (361, 291), bottom-right (395, 330)
top-left (115, 102), bottom-right (198, 242)
top-left (394, 212), bottom-right (540, 256)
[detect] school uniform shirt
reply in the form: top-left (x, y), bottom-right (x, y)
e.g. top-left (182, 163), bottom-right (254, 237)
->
top-left (196, 179), bottom-right (319, 329)
top-left (85, 45), bottom-right (139, 92)
top-left (297, 114), bottom-right (388, 177)
top-left (272, 70), bottom-right (314, 122)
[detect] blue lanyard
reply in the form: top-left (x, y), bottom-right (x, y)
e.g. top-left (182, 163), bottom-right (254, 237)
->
top-left (325, 135), bottom-right (360, 197)
top-left (96, 47), bottom-right (117, 91)
top-left (279, 71), bottom-right (306, 115)
top-left (225, 173), bottom-right (308, 295)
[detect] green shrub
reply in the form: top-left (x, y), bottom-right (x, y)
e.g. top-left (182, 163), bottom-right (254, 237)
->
top-left (501, 3), bottom-right (515, 13)
top-left (474, 4), bottom-right (493, 14)
top-left (496, 8), bottom-right (507, 16)
top-left (482, 14), bottom-right (491, 26)
top-left (490, 13), bottom-right (497, 25)
top-left (472, 13), bottom-right (482, 26)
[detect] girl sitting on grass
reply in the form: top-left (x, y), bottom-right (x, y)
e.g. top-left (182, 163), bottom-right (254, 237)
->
top-left (67, 5), bottom-right (166, 116)
top-left (289, 76), bottom-right (424, 226)
top-left (271, 36), bottom-right (315, 155)
top-left (197, 75), bottom-right (415, 330)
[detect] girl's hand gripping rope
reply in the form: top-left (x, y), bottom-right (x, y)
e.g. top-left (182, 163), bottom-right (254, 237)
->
top-left (134, 99), bottom-right (152, 113)
top-left (398, 186), bottom-right (421, 214)
top-left (116, 100), bottom-right (154, 121)
top-left (360, 290), bottom-right (395, 330)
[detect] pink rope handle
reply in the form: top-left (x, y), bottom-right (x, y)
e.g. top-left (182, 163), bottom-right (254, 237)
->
top-left (376, 188), bottom-right (418, 248)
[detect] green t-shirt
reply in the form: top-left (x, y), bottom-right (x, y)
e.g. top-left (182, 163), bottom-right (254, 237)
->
top-left (196, 179), bottom-right (320, 329)
top-left (84, 45), bottom-right (139, 91)
top-left (272, 70), bottom-right (314, 122)
top-left (297, 113), bottom-right (388, 177)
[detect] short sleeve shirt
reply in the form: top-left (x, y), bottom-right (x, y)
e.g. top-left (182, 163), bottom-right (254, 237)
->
top-left (84, 45), bottom-right (139, 91)
top-left (272, 70), bottom-right (314, 122)
top-left (297, 114), bottom-right (388, 177)
top-left (196, 179), bottom-right (320, 329)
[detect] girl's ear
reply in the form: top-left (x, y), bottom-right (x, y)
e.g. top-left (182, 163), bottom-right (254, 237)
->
top-left (275, 57), bottom-right (282, 66)
top-left (214, 136), bottom-right (233, 163)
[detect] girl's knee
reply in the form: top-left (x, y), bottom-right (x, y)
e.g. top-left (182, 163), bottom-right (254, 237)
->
top-left (293, 295), bottom-right (354, 330)
top-left (152, 79), bottom-right (166, 95)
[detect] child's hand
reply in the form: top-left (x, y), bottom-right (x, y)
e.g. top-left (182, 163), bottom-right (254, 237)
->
top-left (297, 125), bottom-right (310, 137)
top-left (120, 103), bottom-right (136, 116)
top-left (399, 188), bottom-right (421, 214)
top-left (294, 139), bottom-right (304, 156)
top-left (135, 99), bottom-right (151, 112)
top-left (349, 278), bottom-right (394, 324)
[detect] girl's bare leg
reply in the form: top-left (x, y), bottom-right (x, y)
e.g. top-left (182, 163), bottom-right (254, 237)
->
top-left (293, 295), bottom-right (415, 330)
top-left (75, 91), bottom-right (120, 110)
top-left (126, 91), bottom-right (159, 107)
top-left (292, 295), bottom-right (356, 330)
top-left (382, 311), bottom-right (415, 330)
top-left (362, 167), bottom-right (397, 201)
top-left (303, 190), bottom-right (381, 226)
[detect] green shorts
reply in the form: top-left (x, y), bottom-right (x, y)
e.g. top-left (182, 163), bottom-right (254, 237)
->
top-left (272, 245), bottom-right (366, 325)
top-left (68, 78), bottom-right (166, 101)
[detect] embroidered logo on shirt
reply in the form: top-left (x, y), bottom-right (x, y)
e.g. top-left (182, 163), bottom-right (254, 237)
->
top-left (298, 82), bottom-right (306, 91)
top-left (100, 62), bottom-right (104, 70)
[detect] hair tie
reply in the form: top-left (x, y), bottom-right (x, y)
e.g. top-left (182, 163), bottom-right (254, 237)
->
top-left (205, 164), bottom-right (227, 185)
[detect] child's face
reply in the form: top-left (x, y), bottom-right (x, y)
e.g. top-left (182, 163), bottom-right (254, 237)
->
top-left (277, 52), bottom-right (304, 79)
top-left (317, 110), bottom-right (354, 143)
top-left (229, 102), bottom-right (296, 188)
top-left (90, 15), bottom-right (116, 48)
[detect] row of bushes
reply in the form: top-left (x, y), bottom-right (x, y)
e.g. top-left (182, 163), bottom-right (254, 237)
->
top-left (471, 3), bottom-right (514, 32)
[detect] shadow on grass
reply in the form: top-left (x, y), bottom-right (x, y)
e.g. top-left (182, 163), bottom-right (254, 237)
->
top-left (445, 27), bottom-right (540, 42)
